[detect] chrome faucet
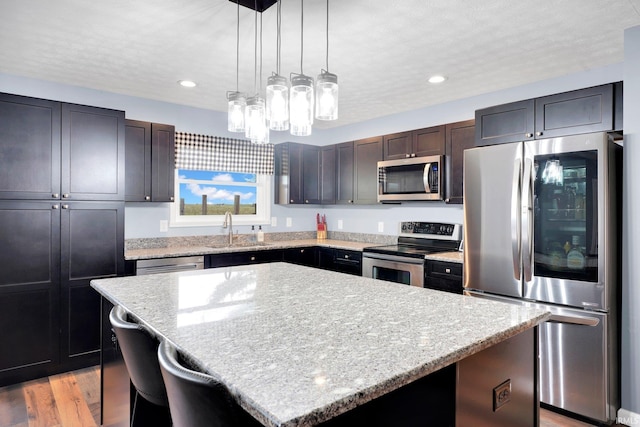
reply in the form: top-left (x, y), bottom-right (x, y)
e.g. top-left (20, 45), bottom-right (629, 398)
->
top-left (223, 211), bottom-right (233, 245)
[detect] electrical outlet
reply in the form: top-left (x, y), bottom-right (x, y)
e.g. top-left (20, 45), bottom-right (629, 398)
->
top-left (378, 222), bottom-right (384, 232)
top-left (286, 217), bottom-right (292, 227)
top-left (160, 220), bottom-right (168, 232)
top-left (271, 217), bottom-right (277, 227)
top-left (337, 219), bottom-right (343, 230)
top-left (493, 379), bottom-right (511, 411)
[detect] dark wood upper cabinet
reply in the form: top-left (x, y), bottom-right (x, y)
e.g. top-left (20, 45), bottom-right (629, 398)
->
top-left (320, 145), bottom-right (336, 204)
top-left (476, 83), bottom-right (620, 146)
top-left (335, 141), bottom-right (355, 204)
top-left (383, 126), bottom-right (445, 160)
top-left (61, 103), bottom-right (125, 200)
top-left (125, 120), bottom-right (175, 202)
top-left (0, 93), bottom-right (61, 200)
top-left (353, 136), bottom-right (383, 204)
top-left (534, 84), bottom-right (613, 139)
top-left (412, 125), bottom-right (446, 157)
top-left (475, 99), bottom-right (535, 146)
top-left (275, 143), bottom-right (335, 205)
top-left (444, 120), bottom-right (475, 204)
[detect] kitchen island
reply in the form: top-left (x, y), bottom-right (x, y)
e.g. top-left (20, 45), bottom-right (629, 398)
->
top-left (92, 263), bottom-right (549, 427)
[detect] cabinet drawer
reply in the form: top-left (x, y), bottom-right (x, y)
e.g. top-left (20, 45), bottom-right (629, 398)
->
top-left (426, 260), bottom-right (462, 279)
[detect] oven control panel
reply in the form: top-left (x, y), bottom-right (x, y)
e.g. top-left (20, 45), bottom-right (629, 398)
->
top-left (399, 222), bottom-right (462, 240)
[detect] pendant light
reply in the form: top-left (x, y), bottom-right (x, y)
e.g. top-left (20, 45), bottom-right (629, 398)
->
top-left (290, 0), bottom-right (314, 136)
top-left (227, 0), bottom-right (246, 132)
top-left (245, 0), bottom-right (269, 144)
top-left (315, 0), bottom-right (338, 121)
top-left (266, 0), bottom-right (289, 131)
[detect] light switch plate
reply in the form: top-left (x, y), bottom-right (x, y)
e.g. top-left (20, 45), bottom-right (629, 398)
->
top-left (159, 220), bottom-right (168, 232)
top-left (337, 219), bottom-right (343, 230)
top-left (378, 222), bottom-right (384, 232)
top-left (271, 217), bottom-right (277, 227)
top-left (286, 217), bottom-right (292, 227)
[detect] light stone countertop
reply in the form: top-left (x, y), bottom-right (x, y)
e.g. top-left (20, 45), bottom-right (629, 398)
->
top-left (92, 263), bottom-right (547, 427)
top-left (125, 239), bottom-right (375, 261)
top-left (424, 251), bottom-right (464, 264)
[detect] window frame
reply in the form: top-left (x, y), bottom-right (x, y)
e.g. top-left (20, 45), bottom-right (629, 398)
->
top-left (170, 169), bottom-right (271, 227)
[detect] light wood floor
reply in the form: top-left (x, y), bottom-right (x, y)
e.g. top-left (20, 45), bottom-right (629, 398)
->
top-left (0, 366), bottom-right (627, 427)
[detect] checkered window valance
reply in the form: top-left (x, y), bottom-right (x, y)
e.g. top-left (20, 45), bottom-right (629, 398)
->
top-left (175, 132), bottom-right (274, 175)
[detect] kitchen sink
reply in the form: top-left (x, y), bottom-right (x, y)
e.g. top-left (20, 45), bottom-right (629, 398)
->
top-left (208, 241), bottom-right (272, 249)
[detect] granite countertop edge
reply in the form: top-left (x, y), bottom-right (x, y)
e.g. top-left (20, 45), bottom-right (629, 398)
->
top-left (125, 239), bottom-right (464, 264)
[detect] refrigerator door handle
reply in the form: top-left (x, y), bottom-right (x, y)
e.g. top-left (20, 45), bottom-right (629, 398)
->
top-left (547, 314), bottom-right (600, 327)
top-left (521, 157), bottom-right (534, 282)
top-left (511, 159), bottom-right (522, 280)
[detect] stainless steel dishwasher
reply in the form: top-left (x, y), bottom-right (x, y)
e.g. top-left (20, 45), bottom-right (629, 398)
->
top-left (135, 255), bottom-right (205, 275)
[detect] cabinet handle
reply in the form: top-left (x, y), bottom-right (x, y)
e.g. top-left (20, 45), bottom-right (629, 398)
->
top-left (145, 196), bottom-right (151, 201)
top-left (536, 131), bottom-right (543, 137)
top-left (305, 200), bottom-right (309, 203)
top-left (405, 154), bottom-right (410, 158)
top-left (344, 255), bottom-right (350, 259)
top-left (61, 204), bottom-right (69, 209)
top-left (445, 268), bottom-right (451, 274)
top-left (52, 204), bottom-right (59, 209)
top-left (300, 249), bottom-right (305, 253)
top-left (411, 153), bottom-right (416, 157)
top-left (62, 193), bottom-right (70, 198)
top-left (290, 199), bottom-right (294, 203)
top-left (445, 198), bottom-right (450, 203)
top-left (52, 193), bottom-right (59, 198)
top-left (250, 256), bottom-right (256, 261)
top-left (525, 133), bottom-right (533, 138)
top-left (170, 197), bottom-right (174, 201)
top-left (349, 200), bottom-right (353, 203)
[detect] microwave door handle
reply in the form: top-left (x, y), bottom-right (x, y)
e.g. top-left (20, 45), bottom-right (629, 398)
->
top-left (522, 157), bottom-right (534, 282)
top-left (423, 163), bottom-right (432, 193)
top-left (511, 159), bottom-right (522, 281)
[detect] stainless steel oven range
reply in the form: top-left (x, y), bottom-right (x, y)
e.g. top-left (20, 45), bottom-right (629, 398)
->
top-left (362, 222), bottom-right (462, 287)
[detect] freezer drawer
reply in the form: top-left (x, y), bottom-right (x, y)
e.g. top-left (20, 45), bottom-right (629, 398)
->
top-left (540, 307), bottom-right (616, 423)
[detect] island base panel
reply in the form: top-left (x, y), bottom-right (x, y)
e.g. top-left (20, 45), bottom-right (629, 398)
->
top-left (456, 327), bottom-right (538, 427)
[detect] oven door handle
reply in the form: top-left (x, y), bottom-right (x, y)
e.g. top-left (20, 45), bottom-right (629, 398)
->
top-left (363, 253), bottom-right (425, 265)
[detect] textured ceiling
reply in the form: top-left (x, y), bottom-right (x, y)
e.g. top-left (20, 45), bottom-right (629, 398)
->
top-left (2, 0), bottom-right (640, 129)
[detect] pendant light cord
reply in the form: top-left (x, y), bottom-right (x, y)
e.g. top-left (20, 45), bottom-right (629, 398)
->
top-left (325, 0), bottom-right (329, 72)
top-left (235, 0), bottom-right (240, 92)
top-left (300, 0), bottom-right (304, 74)
top-left (276, 0), bottom-right (281, 75)
top-left (253, 0), bottom-right (258, 94)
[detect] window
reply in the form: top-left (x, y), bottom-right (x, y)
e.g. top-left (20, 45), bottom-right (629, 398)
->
top-left (171, 169), bottom-right (271, 226)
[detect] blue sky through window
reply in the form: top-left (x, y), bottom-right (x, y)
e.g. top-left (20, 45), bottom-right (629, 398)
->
top-left (178, 170), bottom-right (257, 205)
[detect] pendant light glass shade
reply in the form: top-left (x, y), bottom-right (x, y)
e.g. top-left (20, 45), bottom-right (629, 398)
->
top-left (315, 70), bottom-right (338, 120)
top-left (227, 91), bottom-right (246, 132)
top-left (266, 74), bottom-right (289, 131)
top-left (245, 95), bottom-right (269, 144)
top-left (289, 74), bottom-right (314, 136)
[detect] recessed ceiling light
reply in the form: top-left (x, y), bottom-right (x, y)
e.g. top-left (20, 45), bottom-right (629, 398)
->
top-left (428, 75), bottom-right (447, 84)
top-left (178, 80), bottom-right (197, 88)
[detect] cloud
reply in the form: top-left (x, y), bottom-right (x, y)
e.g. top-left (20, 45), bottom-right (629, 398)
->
top-left (187, 183), bottom-right (254, 201)
top-left (211, 173), bottom-right (234, 182)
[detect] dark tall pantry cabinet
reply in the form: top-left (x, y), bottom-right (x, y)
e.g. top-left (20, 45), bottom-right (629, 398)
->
top-left (0, 92), bottom-right (125, 386)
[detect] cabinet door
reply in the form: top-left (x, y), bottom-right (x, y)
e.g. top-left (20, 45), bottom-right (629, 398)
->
top-left (412, 125), bottom-right (445, 157)
top-left (354, 136), bottom-right (383, 204)
top-left (207, 250), bottom-right (283, 268)
top-left (124, 120), bottom-right (151, 202)
top-left (275, 142), bottom-right (304, 204)
top-left (320, 145), bottom-right (336, 204)
top-left (0, 201), bottom-right (60, 386)
top-left (382, 131), bottom-right (412, 160)
top-left (534, 84), bottom-right (614, 139)
top-left (336, 141), bottom-right (355, 204)
top-left (444, 120), bottom-right (475, 204)
top-left (302, 145), bottom-right (321, 204)
top-left (60, 202), bottom-right (124, 369)
top-left (0, 93), bottom-right (61, 200)
top-left (283, 247), bottom-right (318, 267)
top-left (151, 123), bottom-right (175, 202)
top-left (475, 99), bottom-right (535, 146)
top-left (61, 103), bottom-right (125, 200)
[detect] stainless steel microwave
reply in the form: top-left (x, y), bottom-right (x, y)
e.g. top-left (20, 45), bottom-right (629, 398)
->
top-left (377, 155), bottom-right (443, 202)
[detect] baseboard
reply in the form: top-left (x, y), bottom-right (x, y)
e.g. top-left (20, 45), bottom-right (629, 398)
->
top-left (617, 408), bottom-right (640, 426)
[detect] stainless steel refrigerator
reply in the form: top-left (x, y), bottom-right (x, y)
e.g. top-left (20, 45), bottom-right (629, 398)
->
top-left (463, 132), bottom-right (622, 424)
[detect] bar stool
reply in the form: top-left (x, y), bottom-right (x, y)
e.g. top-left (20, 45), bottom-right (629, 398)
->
top-left (109, 305), bottom-right (171, 427)
top-left (157, 340), bottom-right (262, 427)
